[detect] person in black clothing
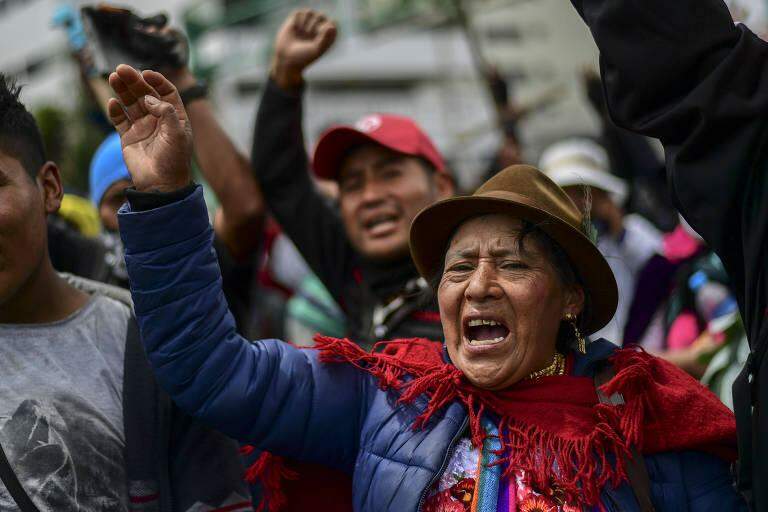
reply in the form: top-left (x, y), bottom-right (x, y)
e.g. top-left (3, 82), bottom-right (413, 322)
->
top-left (47, 214), bottom-right (110, 282)
top-left (568, 0), bottom-right (768, 508)
top-left (581, 69), bottom-right (678, 232)
top-left (253, 9), bottom-right (455, 347)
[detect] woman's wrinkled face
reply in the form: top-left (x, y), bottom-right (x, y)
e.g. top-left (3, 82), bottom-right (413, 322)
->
top-left (438, 214), bottom-right (583, 390)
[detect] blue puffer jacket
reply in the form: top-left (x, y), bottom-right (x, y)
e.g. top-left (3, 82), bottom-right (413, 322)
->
top-left (118, 187), bottom-right (746, 512)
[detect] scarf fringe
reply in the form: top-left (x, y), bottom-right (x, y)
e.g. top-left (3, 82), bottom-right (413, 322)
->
top-left (315, 336), bottom-right (411, 390)
top-left (487, 348), bottom-right (660, 506)
top-left (491, 411), bottom-right (633, 506)
top-left (240, 447), bottom-right (298, 512)
top-left (601, 347), bottom-right (660, 448)
top-left (315, 335), bottom-right (468, 432)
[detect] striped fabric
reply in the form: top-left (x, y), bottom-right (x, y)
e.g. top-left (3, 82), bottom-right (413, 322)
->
top-left (471, 419), bottom-right (503, 512)
top-left (128, 480), bottom-right (160, 511)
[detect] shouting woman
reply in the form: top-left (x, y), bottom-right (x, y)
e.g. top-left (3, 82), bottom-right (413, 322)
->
top-left (109, 63), bottom-right (745, 511)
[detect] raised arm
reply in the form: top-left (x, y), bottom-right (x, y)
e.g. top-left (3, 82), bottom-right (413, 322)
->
top-left (569, 0), bottom-right (768, 334)
top-left (163, 64), bottom-right (265, 261)
top-left (571, 0), bottom-right (748, 142)
top-left (570, 2), bottom-right (768, 505)
top-left (570, 0), bottom-right (768, 242)
top-left (108, 64), bottom-right (362, 470)
top-left (252, 10), bottom-right (355, 302)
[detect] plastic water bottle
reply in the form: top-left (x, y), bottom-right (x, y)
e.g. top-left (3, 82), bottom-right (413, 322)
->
top-left (688, 271), bottom-right (738, 321)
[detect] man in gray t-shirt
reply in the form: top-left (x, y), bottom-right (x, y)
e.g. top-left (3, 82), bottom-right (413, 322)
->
top-left (0, 75), bottom-right (251, 511)
top-left (0, 296), bottom-right (130, 510)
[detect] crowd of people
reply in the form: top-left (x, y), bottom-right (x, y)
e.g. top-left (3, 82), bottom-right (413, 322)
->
top-left (0, 0), bottom-right (766, 510)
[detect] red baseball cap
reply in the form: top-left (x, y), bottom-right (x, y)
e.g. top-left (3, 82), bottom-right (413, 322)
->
top-left (312, 113), bottom-right (448, 181)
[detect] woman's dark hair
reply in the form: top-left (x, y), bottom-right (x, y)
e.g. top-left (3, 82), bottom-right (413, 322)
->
top-left (518, 222), bottom-right (593, 353)
top-left (0, 74), bottom-right (46, 178)
top-left (429, 217), bottom-right (592, 353)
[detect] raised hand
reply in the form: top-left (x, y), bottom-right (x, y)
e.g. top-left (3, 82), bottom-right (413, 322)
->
top-left (106, 64), bottom-right (192, 193)
top-left (271, 9), bottom-right (337, 90)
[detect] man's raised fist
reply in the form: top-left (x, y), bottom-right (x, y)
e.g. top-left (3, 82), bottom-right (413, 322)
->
top-left (271, 9), bottom-right (337, 90)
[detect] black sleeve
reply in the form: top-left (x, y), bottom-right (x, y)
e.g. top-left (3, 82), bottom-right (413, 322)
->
top-left (122, 314), bottom-right (251, 511)
top-left (124, 183), bottom-right (197, 211)
top-left (213, 234), bottom-right (257, 337)
top-left (570, 0), bottom-right (768, 346)
top-left (584, 70), bottom-right (662, 183)
top-left (251, 79), bottom-right (355, 303)
top-left (168, 405), bottom-right (253, 511)
top-left (599, 117), bottom-right (662, 184)
top-left (47, 217), bottom-right (108, 281)
top-left (589, 95), bottom-right (677, 230)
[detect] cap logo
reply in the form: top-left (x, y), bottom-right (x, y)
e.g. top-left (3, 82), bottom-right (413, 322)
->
top-left (355, 114), bottom-right (382, 133)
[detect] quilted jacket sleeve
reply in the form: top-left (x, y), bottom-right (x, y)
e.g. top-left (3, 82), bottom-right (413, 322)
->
top-left (680, 452), bottom-right (748, 511)
top-left (118, 187), bottom-right (363, 472)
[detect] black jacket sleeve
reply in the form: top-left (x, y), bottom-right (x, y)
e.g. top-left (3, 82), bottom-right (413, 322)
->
top-left (571, 0), bottom-right (768, 348)
top-left (251, 80), bottom-right (355, 304)
top-left (168, 406), bottom-right (252, 511)
top-left (125, 184), bottom-right (197, 211)
top-left (569, 0), bottom-right (768, 505)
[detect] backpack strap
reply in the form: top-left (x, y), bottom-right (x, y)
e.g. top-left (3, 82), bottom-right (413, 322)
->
top-left (0, 442), bottom-right (40, 511)
top-left (368, 278), bottom-right (434, 341)
top-left (594, 364), bottom-right (657, 512)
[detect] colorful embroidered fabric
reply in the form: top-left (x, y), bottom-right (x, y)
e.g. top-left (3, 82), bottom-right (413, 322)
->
top-left (424, 419), bottom-right (587, 512)
top-left (423, 438), bottom-right (479, 512)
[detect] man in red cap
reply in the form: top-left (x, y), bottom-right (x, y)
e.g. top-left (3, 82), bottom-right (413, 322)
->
top-left (252, 9), bottom-right (455, 347)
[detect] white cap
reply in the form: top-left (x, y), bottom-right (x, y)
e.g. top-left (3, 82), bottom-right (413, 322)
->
top-left (538, 138), bottom-right (628, 206)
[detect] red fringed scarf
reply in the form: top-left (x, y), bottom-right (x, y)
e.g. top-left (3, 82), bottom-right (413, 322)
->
top-left (247, 337), bottom-right (737, 510)
top-left (240, 447), bottom-right (299, 512)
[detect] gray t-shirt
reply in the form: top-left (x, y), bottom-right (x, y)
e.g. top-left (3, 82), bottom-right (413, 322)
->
top-left (0, 295), bottom-right (130, 511)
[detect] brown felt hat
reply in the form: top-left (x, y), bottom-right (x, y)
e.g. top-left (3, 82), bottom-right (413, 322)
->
top-left (409, 164), bottom-right (618, 335)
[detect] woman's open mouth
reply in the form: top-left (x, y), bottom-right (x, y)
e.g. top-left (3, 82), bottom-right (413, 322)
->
top-left (463, 318), bottom-right (510, 346)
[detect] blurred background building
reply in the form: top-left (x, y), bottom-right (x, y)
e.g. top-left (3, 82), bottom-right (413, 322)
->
top-left (1, 0), bottom-right (765, 191)
top-left (0, 0), bottom-right (601, 192)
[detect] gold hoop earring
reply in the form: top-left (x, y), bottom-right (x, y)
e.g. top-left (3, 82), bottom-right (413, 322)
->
top-left (565, 313), bottom-right (586, 354)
